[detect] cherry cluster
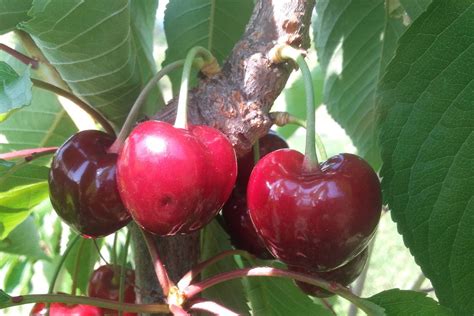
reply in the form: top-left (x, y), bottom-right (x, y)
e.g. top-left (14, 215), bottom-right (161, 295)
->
top-left (43, 45), bottom-right (382, 314)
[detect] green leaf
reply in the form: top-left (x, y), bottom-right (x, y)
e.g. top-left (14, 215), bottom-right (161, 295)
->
top-left (20, 0), bottom-right (162, 125)
top-left (243, 261), bottom-right (332, 316)
top-left (0, 0), bottom-right (32, 34)
top-left (163, 0), bottom-right (254, 93)
top-left (379, 1), bottom-right (474, 314)
top-left (313, 0), bottom-right (408, 169)
top-left (0, 62), bottom-right (32, 122)
top-left (130, 0), bottom-right (163, 114)
top-left (369, 289), bottom-right (454, 316)
top-left (64, 232), bottom-right (102, 295)
top-left (0, 182), bottom-right (48, 239)
top-left (0, 162), bottom-right (49, 192)
top-left (400, 0), bottom-right (432, 20)
top-left (201, 220), bottom-right (249, 314)
top-left (277, 65), bottom-right (324, 139)
top-left (0, 216), bottom-right (47, 259)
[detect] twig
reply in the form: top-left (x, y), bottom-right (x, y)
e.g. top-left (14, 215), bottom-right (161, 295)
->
top-left (31, 79), bottom-right (116, 136)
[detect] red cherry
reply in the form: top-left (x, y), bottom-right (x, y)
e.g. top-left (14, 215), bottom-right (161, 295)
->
top-left (222, 187), bottom-right (272, 259)
top-left (117, 121), bottom-right (237, 236)
top-left (49, 130), bottom-right (131, 238)
top-left (30, 302), bottom-right (103, 316)
top-left (88, 265), bottom-right (136, 316)
top-left (248, 150), bottom-right (381, 271)
top-left (222, 132), bottom-right (288, 258)
top-left (290, 247), bottom-right (369, 297)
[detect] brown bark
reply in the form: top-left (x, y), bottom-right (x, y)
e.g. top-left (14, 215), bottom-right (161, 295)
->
top-left (135, 0), bottom-right (315, 313)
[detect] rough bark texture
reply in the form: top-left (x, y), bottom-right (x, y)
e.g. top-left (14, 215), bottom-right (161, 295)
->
top-left (136, 0), bottom-right (315, 313)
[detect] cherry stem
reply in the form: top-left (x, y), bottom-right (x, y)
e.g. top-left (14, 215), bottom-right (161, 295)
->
top-left (0, 43), bottom-right (38, 69)
top-left (108, 60), bottom-right (185, 153)
top-left (71, 238), bottom-right (86, 296)
top-left (182, 267), bottom-right (377, 315)
top-left (175, 46), bottom-right (218, 129)
top-left (118, 229), bottom-right (132, 316)
top-left (275, 46), bottom-right (319, 172)
top-left (1, 293), bottom-right (169, 313)
top-left (177, 249), bottom-right (253, 289)
top-left (92, 239), bottom-right (110, 265)
top-left (31, 78), bottom-right (116, 136)
top-left (0, 147), bottom-right (57, 161)
top-left (48, 234), bottom-right (81, 294)
top-left (141, 230), bottom-right (174, 296)
top-left (188, 299), bottom-right (239, 315)
top-left (270, 111), bottom-right (328, 161)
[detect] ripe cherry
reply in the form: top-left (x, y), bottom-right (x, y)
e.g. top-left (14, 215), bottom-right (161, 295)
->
top-left (117, 121), bottom-right (237, 236)
top-left (49, 130), bottom-right (131, 238)
top-left (88, 265), bottom-right (136, 316)
top-left (222, 132), bottom-right (288, 259)
top-left (291, 247), bottom-right (369, 297)
top-left (248, 150), bottom-right (381, 271)
top-left (30, 302), bottom-right (103, 315)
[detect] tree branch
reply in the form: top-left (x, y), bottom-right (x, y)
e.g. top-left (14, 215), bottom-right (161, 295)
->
top-left (155, 0), bottom-right (314, 156)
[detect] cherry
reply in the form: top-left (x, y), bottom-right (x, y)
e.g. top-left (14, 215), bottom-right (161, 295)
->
top-left (30, 302), bottom-right (103, 315)
top-left (222, 187), bottom-right (272, 259)
top-left (49, 130), bottom-right (131, 238)
top-left (248, 150), bottom-right (381, 271)
top-left (88, 265), bottom-right (136, 316)
top-left (222, 132), bottom-right (288, 258)
top-left (116, 121), bottom-right (237, 236)
top-left (290, 247), bottom-right (369, 298)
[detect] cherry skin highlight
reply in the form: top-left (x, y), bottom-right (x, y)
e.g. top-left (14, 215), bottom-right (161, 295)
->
top-left (49, 130), bottom-right (131, 238)
top-left (117, 121), bottom-right (237, 236)
top-left (291, 247), bottom-right (369, 298)
top-left (88, 265), bottom-right (136, 316)
top-left (222, 132), bottom-right (288, 259)
top-left (30, 302), bottom-right (103, 316)
top-left (248, 150), bottom-right (381, 271)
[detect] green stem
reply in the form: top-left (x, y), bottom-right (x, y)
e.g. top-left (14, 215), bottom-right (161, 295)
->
top-left (48, 235), bottom-right (81, 294)
top-left (108, 60), bottom-right (185, 153)
top-left (31, 79), bottom-right (116, 136)
top-left (111, 232), bottom-right (120, 286)
top-left (279, 47), bottom-right (319, 172)
top-left (175, 47), bottom-right (216, 129)
top-left (253, 139), bottom-right (261, 165)
top-left (118, 230), bottom-right (132, 316)
top-left (2, 294), bottom-right (169, 313)
top-left (71, 238), bottom-right (87, 296)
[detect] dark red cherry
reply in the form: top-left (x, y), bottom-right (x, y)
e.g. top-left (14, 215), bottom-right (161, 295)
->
top-left (236, 131), bottom-right (289, 186)
top-left (291, 247), bottom-right (369, 297)
top-left (117, 121), bottom-right (237, 236)
top-left (49, 130), bottom-right (131, 238)
top-left (222, 132), bottom-right (288, 258)
top-left (30, 302), bottom-right (103, 315)
top-left (222, 187), bottom-right (272, 259)
top-left (248, 150), bottom-right (381, 271)
top-left (88, 265), bottom-right (136, 316)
